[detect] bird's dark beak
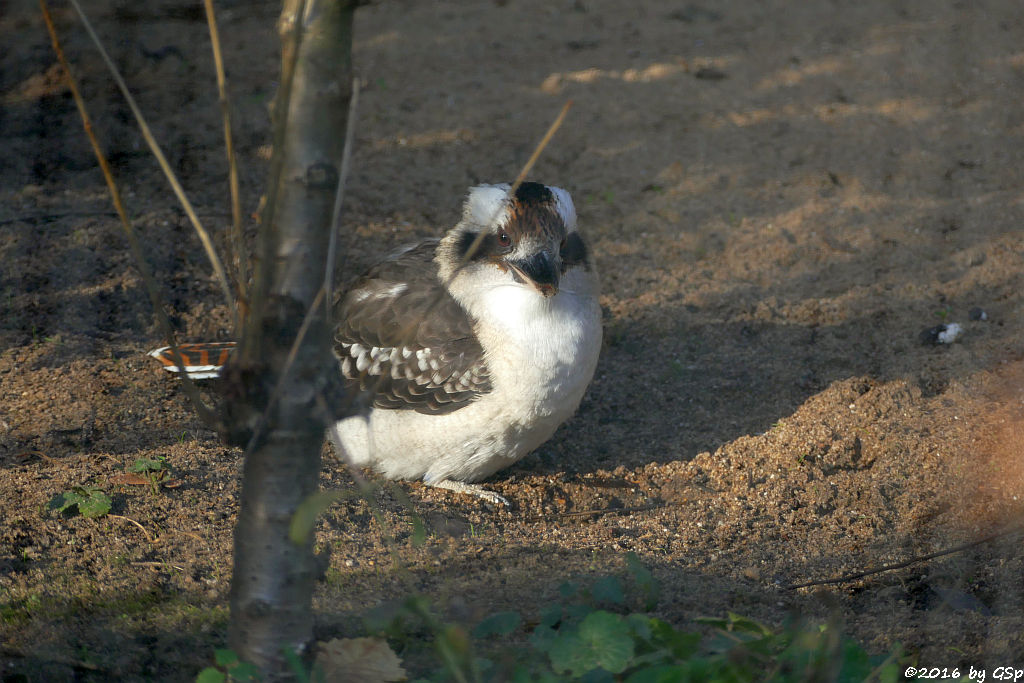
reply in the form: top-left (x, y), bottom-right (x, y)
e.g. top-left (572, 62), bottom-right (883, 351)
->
top-left (509, 251), bottom-right (559, 297)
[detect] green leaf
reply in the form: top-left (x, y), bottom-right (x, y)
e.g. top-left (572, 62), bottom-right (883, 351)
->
top-left (283, 646), bottom-right (309, 683)
top-left (131, 457), bottom-right (166, 473)
top-left (626, 613), bottom-right (653, 642)
top-left (591, 576), bottom-right (624, 605)
top-left (549, 611), bottom-right (634, 675)
top-left (580, 668), bottom-right (615, 683)
top-left (209, 648), bottom-right (261, 681)
top-left (289, 490), bottom-right (343, 545)
top-left (875, 649), bottom-right (904, 683)
top-left (410, 515), bottom-right (427, 546)
top-left (694, 616), bottom-right (729, 630)
top-left (579, 611), bottom-right (634, 672)
top-left (547, 631), bottom-right (585, 674)
top-left (835, 639), bottom-right (872, 682)
top-left (196, 668), bottom-right (226, 683)
top-left (529, 624), bottom-right (558, 653)
top-left (76, 489), bottom-right (112, 518)
top-left (49, 487), bottom-right (110, 518)
top-left (539, 604), bottom-right (562, 628)
top-left (228, 660), bottom-right (262, 681)
top-left (473, 611), bottom-right (521, 638)
top-left (625, 552), bottom-right (660, 609)
top-left (564, 603), bottom-right (594, 622)
top-left (48, 492), bottom-right (77, 514)
top-left (648, 618), bottom-right (701, 660)
top-left (558, 580), bottom-right (580, 598)
top-left (725, 612), bottom-right (774, 637)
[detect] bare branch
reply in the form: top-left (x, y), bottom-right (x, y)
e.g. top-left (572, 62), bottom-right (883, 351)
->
top-left (223, 0), bottom-right (356, 675)
top-left (788, 521), bottom-right (1024, 590)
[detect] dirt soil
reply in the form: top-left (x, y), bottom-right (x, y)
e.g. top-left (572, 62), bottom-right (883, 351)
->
top-left (3, 0), bottom-right (1024, 680)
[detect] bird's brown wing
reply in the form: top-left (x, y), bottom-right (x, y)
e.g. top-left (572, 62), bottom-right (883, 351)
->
top-left (333, 240), bottom-right (492, 415)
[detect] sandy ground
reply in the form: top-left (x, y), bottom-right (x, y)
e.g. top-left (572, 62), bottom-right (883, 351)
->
top-left (2, 0), bottom-right (1024, 679)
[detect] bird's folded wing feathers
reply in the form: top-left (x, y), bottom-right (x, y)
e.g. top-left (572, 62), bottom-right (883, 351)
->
top-left (333, 241), bottom-right (492, 415)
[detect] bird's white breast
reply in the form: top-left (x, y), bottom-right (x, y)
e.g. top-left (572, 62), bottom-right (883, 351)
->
top-left (472, 270), bottom-right (601, 424)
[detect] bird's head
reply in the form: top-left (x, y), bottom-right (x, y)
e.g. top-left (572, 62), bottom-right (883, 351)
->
top-left (437, 182), bottom-right (590, 298)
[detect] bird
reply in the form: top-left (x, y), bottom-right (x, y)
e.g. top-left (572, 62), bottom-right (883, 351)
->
top-left (150, 182), bottom-right (602, 505)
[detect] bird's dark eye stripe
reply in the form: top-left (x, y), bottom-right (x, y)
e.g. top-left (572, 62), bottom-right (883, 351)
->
top-left (455, 231), bottom-right (489, 260)
top-left (456, 231), bottom-right (506, 261)
top-left (560, 232), bottom-right (589, 268)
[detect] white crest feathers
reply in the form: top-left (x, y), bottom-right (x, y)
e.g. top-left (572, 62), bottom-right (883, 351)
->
top-left (462, 184), bottom-right (511, 230)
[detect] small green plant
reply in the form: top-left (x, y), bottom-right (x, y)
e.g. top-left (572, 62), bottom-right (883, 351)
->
top-left (130, 456), bottom-right (172, 493)
top-left (197, 556), bottom-right (903, 682)
top-left (360, 554), bottom-right (903, 682)
top-left (48, 486), bottom-right (112, 518)
top-left (197, 646), bottom-right (316, 683)
top-left (131, 455), bottom-right (169, 474)
top-left (0, 593), bottom-right (43, 625)
top-left (197, 649), bottom-right (263, 683)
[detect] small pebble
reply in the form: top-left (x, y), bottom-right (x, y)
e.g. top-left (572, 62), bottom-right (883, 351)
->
top-left (937, 323), bottom-right (962, 343)
top-left (919, 323), bottom-right (962, 345)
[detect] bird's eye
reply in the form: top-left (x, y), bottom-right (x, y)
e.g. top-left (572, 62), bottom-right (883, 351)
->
top-left (497, 232), bottom-right (512, 247)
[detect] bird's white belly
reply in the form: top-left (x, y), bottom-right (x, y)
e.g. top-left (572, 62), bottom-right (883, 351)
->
top-left (330, 401), bottom-right (532, 483)
top-left (329, 282), bottom-right (601, 484)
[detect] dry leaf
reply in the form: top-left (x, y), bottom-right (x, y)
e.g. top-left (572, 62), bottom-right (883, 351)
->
top-left (314, 637), bottom-right (406, 683)
top-left (110, 473), bottom-right (153, 486)
top-left (110, 473), bottom-right (181, 488)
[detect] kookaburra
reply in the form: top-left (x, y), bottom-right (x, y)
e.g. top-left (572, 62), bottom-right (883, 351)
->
top-left (331, 181), bottom-right (601, 504)
top-left (151, 182), bottom-right (602, 505)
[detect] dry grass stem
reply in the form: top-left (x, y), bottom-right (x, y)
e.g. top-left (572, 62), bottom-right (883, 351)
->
top-left (66, 0), bottom-right (237, 324)
top-left (108, 514), bottom-right (157, 544)
top-left (788, 520), bottom-right (1024, 590)
top-left (324, 77), bottom-right (361, 317)
top-left (39, 0), bottom-right (217, 426)
top-left (203, 0), bottom-right (248, 311)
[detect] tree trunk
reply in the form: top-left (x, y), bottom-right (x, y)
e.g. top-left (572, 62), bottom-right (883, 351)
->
top-left (219, 0), bottom-right (355, 676)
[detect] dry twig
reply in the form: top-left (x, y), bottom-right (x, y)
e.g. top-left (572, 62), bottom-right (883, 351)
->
top-left (108, 514), bottom-right (157, 544)
top-left (788, 521), bottom-right (1024, 590)
top-left (66, 0), bottom-right (237, 327)
top-left (39, 0), bottom-right (217, 427)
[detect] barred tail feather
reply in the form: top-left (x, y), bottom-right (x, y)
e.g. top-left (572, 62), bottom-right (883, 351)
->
top-left (148, 342), bottom-right (236, 379)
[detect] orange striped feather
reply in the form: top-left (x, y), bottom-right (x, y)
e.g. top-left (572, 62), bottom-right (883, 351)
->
top-left (147, 342), bottom-right (236, 379)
